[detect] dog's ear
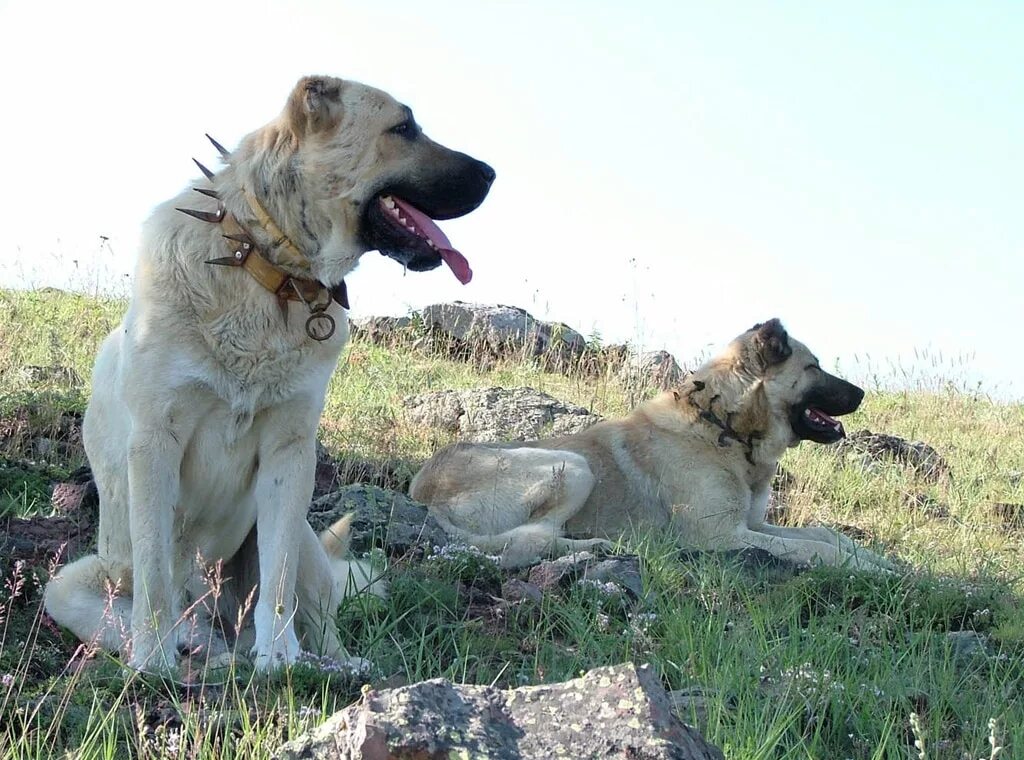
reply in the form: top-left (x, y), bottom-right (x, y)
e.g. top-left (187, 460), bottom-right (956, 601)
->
top-left (285, 76), bottom-right (344, 137)
top-left (751, 318), bottom-right (792, 367)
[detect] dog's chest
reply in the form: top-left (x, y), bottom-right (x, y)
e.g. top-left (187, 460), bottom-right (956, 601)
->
top-left (202, 305), bottom-right (348, 410)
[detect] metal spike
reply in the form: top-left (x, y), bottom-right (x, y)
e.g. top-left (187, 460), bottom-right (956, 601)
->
top-left (193, 158), bottom-right (215, 180)
top-left (193, 187), bottom-right (220, 199)
top-left (205, 256), bottom-right (242, 267)
top-left (176, 206), bottom-right (225, 223)
top-left (222, 233), bottom-right (254, 246)
top-left (206, 133), bottom-right (230, 159)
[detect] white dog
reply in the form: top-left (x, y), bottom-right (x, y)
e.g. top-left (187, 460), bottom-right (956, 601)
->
top-left (44, 75), bottom-right (494, 671)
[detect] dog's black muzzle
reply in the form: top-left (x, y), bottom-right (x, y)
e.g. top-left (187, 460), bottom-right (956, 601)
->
top-left (362, 142), bottom-right (495, 272)
top-left (790, 373), bottom-right (865, 444)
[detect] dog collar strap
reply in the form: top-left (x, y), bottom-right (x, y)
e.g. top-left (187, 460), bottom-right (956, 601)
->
top-left (204, 211), bottom-right (349, 341)
top-left (242, 188), bottom-right (313, 273)
top-left (683, 379), bottom-right (759, 465)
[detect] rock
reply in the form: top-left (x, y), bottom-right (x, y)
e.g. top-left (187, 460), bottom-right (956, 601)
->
top-left (903, 492), bottom-right (950, 520)
top-left (622, 350), bottom-right (684, 391)
top-left (417, 302), bottom-right (589, 367)
top-left (403, 387), bottom-right (602, 443)
top-left (501, 578), bottom-right (544, 606)
top-left (0, 408), bottom-right (83, 463)
top-left (528, 551), bottom-right (644, 599)
top-left (991, 502), bottom-right (1023, 532)
top-left (668, 686), bottom-right (717, 732)
top-left (348, 315), bottom-right (415, 346)
top-left (275, 662), bottom-right (724, 759)
top-left (50, 465), bottom-right (98, 519)
top-left (18, 364), bottom-right (82, 387)
top-left (946, 631), bottom-right (990, 661)
top-left (835, 430), bottom-right (950, 482)
top-left (314, 443), bottom-right (411, 497)
top-left (307, 484), bottom-right (447, 557)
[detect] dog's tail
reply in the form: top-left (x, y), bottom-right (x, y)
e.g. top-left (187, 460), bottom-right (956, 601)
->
top-left (319, 513), bottom-right (387, 599)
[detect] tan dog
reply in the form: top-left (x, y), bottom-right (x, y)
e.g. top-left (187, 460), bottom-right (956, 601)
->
top-left (411, 320), bottom-right (892, 571)
top-left (44, 75), bottom-right (494, 672)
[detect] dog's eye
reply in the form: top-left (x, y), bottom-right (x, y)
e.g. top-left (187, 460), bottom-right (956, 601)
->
top-left (388, 119), bottom-right (419, 139)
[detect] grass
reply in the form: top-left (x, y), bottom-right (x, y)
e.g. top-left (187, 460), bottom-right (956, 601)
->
top-left (1, 287), bottom-right (1021, 758)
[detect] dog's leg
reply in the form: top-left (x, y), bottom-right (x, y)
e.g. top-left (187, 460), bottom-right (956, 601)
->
top-left (753, 523), bottom-right (895, 571)
top-left (251, 404), bottom-right (319, 670)
top-left (726, 525), bottom-right (889, 572)
top-left (125, 421), bottom-right (194, 671)
top-left (425, 449), bottom-right (603, 568)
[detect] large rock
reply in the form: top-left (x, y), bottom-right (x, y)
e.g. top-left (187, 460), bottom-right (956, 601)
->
top-left (403, 387), bottom-right (601, 443)
top-left (621, 350), bottom-right (685, 391)
top-left (307, 484), bottom-right (447, 557)
top-left (835, 430), bottom-right (950, 482)
top-left (417, 302), bottom-right (589, 366)
top-left (275, 662), bottom-right (724, 759)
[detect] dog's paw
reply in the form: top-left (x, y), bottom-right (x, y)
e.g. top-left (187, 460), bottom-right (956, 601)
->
top-left (252, 648), bottom-right (300, 671)
top-left (127, 636), bottom-right (179, 674)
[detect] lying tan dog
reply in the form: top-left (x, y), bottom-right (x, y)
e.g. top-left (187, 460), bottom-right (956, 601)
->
top-left (44, 75), bottom-right (494, 672)
top-left (411, 320), bottom-right (892, 571)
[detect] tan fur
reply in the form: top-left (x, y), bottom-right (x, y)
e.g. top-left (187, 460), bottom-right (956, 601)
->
top-left (43, 75), bottom-right (488, 672)
top-left (411, 321), bottom-right (893, 572)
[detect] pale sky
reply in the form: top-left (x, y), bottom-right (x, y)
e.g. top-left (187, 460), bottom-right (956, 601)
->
top-left (1, 1), bottom-right (1021, 399)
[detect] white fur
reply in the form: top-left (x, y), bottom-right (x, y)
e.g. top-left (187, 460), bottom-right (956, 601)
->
top-left (42, 75), bottom-right (457, 672)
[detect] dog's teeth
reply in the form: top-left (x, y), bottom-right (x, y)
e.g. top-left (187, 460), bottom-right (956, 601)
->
top-left (382, 196), bottom-right (395, 209)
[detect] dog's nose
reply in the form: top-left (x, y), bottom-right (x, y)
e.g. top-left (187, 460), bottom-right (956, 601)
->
top-left (475, 160), bottom-right (496, 186)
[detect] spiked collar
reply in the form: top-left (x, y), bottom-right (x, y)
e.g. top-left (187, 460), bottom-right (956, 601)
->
top-left (682, 378), bottom-right (761, 465)
top-left (178, 143), bottom-right (348, 342)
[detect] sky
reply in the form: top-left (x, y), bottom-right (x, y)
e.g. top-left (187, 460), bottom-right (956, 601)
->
top-left (1, 1), bottom-right (1021, 399)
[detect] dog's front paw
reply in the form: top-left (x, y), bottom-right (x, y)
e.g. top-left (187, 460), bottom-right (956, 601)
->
top-left (126, 626), bottom-right (179, 676)
top-left (252, 647), bottom-right (300, 671)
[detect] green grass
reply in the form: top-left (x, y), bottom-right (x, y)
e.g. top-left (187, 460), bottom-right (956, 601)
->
top-left (1, 288), bottom-right (1021, 758)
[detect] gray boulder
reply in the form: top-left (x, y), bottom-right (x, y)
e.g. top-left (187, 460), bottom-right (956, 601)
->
top-left (275, 662), bottom-right (724, 759)
top-left (404, 387), bottom-right (602, 443)
top-left (835, 430), bottom-right (950, 482)
top-left (622, 349), bottom-right (685, 391)
top-left (308, 484), bottom-right (447, 557)
top-left (417, 302), bottom-right (589, 365)
top-left (528, 550), bottom-right (644, 600)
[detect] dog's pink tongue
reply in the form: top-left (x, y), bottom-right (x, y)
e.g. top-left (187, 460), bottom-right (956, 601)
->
top-left (438, 248), bottom-right (472, 284)
top-left (391, 197), bottom-right (473, 284)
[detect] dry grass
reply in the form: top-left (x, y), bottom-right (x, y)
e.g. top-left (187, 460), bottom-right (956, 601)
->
top-left (1, 288), bottom-right (1021, 758)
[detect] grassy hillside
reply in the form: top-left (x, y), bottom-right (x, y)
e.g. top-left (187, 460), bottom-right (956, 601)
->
top-left (1, 288), bottom-right (1021, 758)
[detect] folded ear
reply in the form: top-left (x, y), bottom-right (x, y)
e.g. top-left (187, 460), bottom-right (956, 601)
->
top-left (751, 318), bottom-right (792, 367)
top-left (285, 75), bottom-right (344, 137)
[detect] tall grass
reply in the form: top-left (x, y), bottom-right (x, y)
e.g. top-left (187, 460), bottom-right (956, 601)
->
top-left (1, 288), bottom-right (1021, 758)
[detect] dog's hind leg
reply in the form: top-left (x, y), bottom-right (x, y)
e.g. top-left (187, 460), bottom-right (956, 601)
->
top-left (422, 448), bottom-right (605, 567)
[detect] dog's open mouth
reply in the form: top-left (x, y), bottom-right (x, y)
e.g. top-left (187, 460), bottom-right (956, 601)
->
top-left (361, 193), bottom-right (473, 284)
top-left (802, 407), bottom-right (843, 436)
top-left (379, 195), bottom-right (472, 283)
